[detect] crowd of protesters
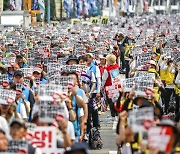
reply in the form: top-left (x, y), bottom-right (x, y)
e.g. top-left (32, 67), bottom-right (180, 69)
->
top-left (0, 13), bottom-right (179, 154)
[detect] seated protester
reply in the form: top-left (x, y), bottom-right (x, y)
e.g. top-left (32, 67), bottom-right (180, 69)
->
top-left (15, 54), bottom-right (27, 68)
top-left (64, 142), bottom-right (89, 154)
top-left (32, 67), bottom-right (47, 85)
top-left (31, 112), bottom-right (75, 149)
top-left (0, 64), bottom-right (6, 75)
top-left (66, 55), bottom-right (79, 65)
top-left (10, 82), bottom-right (28, 121)
top-left (67, 71), bottom-right (87, 142)
top-left (10, 119), bottom-right (41, 154)
top-left (0, 116), bottom-right (9, 135)
top-left (0, 128), bottom-right (8, 152)
top-left (0, 103), bottom-right (21, 125)
top-left (5, 63), bottom-right (20, 83)
top-left (13, 70), bottom-right (35, 121)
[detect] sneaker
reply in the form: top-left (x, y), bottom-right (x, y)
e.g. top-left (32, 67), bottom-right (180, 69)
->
top-left (120, 69), bottom-right (126, 74)
top-left (98, 111), bottom-right (102, 115)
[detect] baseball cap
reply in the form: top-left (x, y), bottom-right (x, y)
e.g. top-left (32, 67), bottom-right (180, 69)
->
top-left (33, 67), bottom-right (43, 74)
top-left (86, 53), bottom-right (93, 58)
top-left (13, 70), bottom-right (24, 77)
top-left (117, 32), bottom-right (124, 37)
top-left (10, 119), bottom-right (27, 129)
top-left (99, 54), bottom-right (106, 59)
top-left (64, 142), bottom-right (89, 154)
top-left (16, 54), bottom-right (24, 59)
top-left (66, 55), bottom-right (79, 64)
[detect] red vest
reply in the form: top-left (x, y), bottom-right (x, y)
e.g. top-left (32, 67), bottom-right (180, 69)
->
top-left (104, 64), bottom-right (119, 87)
top-left (98, 64), bottom-right (106, 76)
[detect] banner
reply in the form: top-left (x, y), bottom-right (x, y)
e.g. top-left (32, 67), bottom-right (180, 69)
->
top-left (0, 89), bottom-right (16, 105)
top-left (25, 126), bottom-right (64, 153)
top-left (71, 16), bottom-right (109, 25)
top-left (148, 126), bottom-right (173, 153)
top-left (7, 140), bottom-right (28, 153)
top-left (32, 0), bottom-right (39, 10)
top-left (90, 17), bottom-right (98, 24)
top-left (128, 107), bottom-right (154, 132)
top-left (71, 18), bottom-right (80, 25)
top-left (38, 0), bottom-right (45, 20)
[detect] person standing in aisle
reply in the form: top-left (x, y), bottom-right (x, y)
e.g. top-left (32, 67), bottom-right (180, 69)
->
top-left (86, 53), bottom-right (101, 133)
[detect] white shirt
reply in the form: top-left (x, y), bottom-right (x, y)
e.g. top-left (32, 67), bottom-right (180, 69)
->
top-left (175, 73), bottom-right (180, 85)
top-left (0, 116), bottom-right (9, 135)
top-left (19, 103), bottom-right (28, 119)
top-left (57, 121), bottom-right (75, 148)
top-left (102, 69), bottom-right (108, 88)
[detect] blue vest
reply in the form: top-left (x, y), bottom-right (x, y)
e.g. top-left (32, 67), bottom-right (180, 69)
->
top-left (7, 72), bottom-right (13, 83)
top-left (22, 86), bottom-right (30, 101)
top-left (40, 78), bottom-right (47, 84)
top-left (21, 63), bottom-right (27, 68)
top-left (87, 62), bottom-right (98, 90)
top-left (16, 98), bottom-right (24, 113)
top-left (72, 87), bottom-right (84, 139)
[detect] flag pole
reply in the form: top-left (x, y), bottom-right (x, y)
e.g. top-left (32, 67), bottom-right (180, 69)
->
top-left (60, 0), bottom-right (63, 20)
top-left (47, 0), bottom-right (50, 23)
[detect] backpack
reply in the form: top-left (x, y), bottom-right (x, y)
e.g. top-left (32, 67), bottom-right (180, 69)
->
top-left (89, 127), bottom-right (103, 150)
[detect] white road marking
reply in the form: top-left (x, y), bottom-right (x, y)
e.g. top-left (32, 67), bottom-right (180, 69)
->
top-left (109, 151), bottom-right (117, 154)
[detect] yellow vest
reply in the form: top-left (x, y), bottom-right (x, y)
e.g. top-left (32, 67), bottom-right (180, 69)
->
top-left (148, 68), bottom-right (160, 79)
top-left (165, 66), bottom-right (175, 85)
top-left (175, 85), bottom-right (180, 96)
top-left (160, 69), bottom-right (167, 81)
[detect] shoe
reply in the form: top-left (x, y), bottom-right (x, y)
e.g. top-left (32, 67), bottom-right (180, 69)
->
top-left (98, 111), bottom-right (102, 115)
top-left (120, 69), bottom-right (126, 74)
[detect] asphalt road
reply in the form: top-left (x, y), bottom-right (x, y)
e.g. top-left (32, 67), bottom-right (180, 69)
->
top-left (90, 111), bottom-right (118, 154)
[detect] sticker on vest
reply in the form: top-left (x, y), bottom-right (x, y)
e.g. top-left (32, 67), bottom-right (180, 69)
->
top-left (110, 68), bottom-right (121, 85)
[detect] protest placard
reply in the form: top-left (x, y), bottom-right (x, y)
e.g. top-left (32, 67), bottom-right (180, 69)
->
top-left (105, 85), bottom-right (120, 102)
top-left (121, 78), bottom-right (135, 92)
top-left (38, 100), bottom-right (66, 123)
top-left (25, 126), bottom-right (64, 154)
top-left (20, 68), bottom-right (34, 78)
top-left (134, 77), bottom-right (154, 96)
top-left (0, 74), bottom-right (9, 88)
top-left (128, 107), bottom-right (154, 132)
top-left (0, 88), bottom-right (16, 105)
top-left (148, 126), bottom-right (173, 153)
top-left (49, 76), bottom-right (74, 88)
top-left (38, 84), bottom-right (68, 101)
top-left (135, 71), bottom-right (155, 80)
top-left (7, 140), bottom-right (28, 153)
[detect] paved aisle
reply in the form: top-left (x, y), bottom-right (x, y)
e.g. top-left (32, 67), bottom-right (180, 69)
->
top-left (90, 111), bottom-right (118, 154)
